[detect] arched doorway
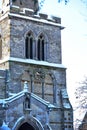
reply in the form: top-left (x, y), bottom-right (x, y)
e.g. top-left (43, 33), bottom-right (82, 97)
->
top-left (12, 116), bottom-right (44, 130)
top-left (18, 122), bottom-right (35, 130)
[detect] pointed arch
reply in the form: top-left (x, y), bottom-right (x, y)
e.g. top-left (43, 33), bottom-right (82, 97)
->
top-left (18, 122), bottom-right (34, 130)
top-left (37, 33), bottom-right (45, 61)
top-left (25, 30), bottom-right (48, 61)
top-left (12, 116), bottom-right (44, 130)
top-left (25, 31), bottom-right (34, 59)
top-left (37, 31), bottom-right (48, 43)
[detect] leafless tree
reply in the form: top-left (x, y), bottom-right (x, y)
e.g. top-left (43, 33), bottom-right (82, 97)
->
top-left (75, 77), bottom-right (87, 109)
top-left (74, 77), bottom-right (87, 129)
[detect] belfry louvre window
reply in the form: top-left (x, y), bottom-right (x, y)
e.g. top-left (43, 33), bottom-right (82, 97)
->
top-left (25, 32), bottom-right (33, 59)
top-left (37, 34), bottom-right (44, 61)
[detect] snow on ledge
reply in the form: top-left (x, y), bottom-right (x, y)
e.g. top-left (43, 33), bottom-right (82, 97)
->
top-left (0, 57), bottom-right (66, 69)
top-left (8, 12), bottom-right (63, 28)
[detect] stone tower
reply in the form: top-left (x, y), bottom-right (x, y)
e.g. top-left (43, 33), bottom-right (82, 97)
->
top-left (0, 0), bottom-right (73, 130)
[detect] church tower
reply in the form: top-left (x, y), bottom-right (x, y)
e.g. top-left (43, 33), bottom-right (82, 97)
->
top-left (0, 0), bottom-right (73, 129)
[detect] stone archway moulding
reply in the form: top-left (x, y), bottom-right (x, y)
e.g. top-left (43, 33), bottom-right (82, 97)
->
top-left (12, 116), bottom-right (44, 130)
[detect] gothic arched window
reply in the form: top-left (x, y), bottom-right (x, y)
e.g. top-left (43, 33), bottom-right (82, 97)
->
top-left (37, 34), bottom-right (44, 61)
top-left (25, 32), bottom-right (33, 59)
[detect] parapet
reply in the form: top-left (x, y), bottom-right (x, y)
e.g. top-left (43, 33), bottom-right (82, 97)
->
top-left (0, 1), bottom-right (61, 24)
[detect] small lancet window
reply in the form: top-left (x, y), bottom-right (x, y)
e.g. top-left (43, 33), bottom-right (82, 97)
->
top-left (37, 34), bottom-right (44, 61)
top-left (25, 32), bottom-right (33, 59)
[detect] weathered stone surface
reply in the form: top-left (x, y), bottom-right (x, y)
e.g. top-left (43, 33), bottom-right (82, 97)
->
top-left (9, 17), bottom-right (62, 64)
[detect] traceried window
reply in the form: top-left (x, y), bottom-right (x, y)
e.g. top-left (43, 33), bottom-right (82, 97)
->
top-left (37, 34), bottom-right (44, 61)
top-left (25, 32), bottom-right (45, 61)
top-left (25, 32), bottom-right (33, 59)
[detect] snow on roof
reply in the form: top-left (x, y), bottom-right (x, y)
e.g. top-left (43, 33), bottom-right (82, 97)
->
top-left (63, 102), bottom-right (71, 109)
top-left (61, 89), bottom-right (69, 98)
top-left (75, 108), bottom-right (87, 127)
top-left (0, 76), bottom-right (5, 79)
top-left (0, 11), bottom-right (63, 28)
top-left (0, 87), bottom-right (56, 111)
top-left (31, 93), bottom-right (49, 106)
top-left (0, 57), bottom-right (66, 69)
top-left (0, 91), bottom-right (24, 106)
top-left (61, 89), bottom-right (72, 109)
top-left (8, 12), bottom-right (63, 28)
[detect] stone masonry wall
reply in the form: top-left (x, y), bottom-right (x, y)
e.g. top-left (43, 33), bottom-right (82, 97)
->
top-left (6, 61), bottom-right (69, 130)
top-left (8, 61), bottom-right (66, 101)
top-left (10, 17), bottom-right (62, 64)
